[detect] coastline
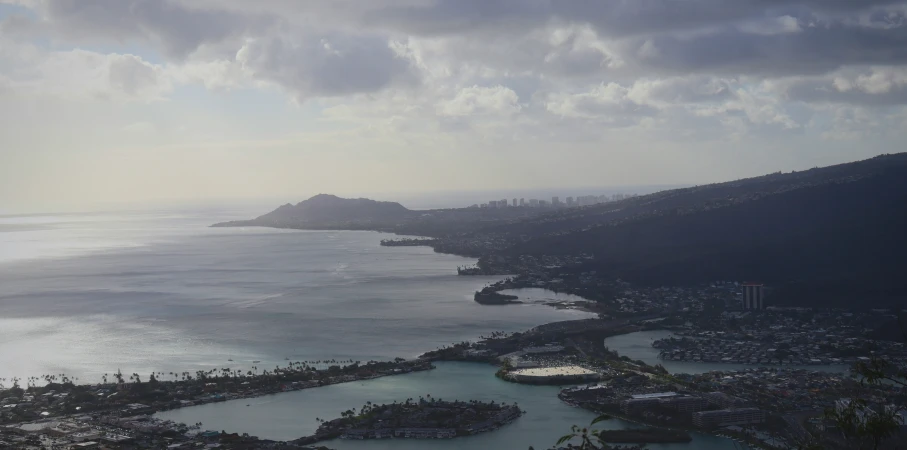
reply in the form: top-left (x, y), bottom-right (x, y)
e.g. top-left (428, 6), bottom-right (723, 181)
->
top-left (1, 360), bottom-right (435, 425)
top-left (210, 222), bottom-right (607, 316)
top-left (3, 225), bottom-right (853, 449)
top-left (558, 397), bottom-right (708, 444)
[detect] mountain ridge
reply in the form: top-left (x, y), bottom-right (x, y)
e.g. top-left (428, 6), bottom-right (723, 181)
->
top-left (212, 153), bottom-right (907, 308)
top-left (494, 154), bottom-right (907, 308)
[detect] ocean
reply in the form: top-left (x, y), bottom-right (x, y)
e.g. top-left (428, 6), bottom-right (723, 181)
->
top-left (0, 207), bottom-right (738, 449)
top-left (0, 207), bottom-right (593, 383)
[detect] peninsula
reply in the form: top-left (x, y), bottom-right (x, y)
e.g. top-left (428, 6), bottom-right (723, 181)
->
top-left (473, 288), bottom-right (520, 305)
top-left (0, 360), bottom-right (432, 448)
top-left (213, 153), bottom-right (907, 309)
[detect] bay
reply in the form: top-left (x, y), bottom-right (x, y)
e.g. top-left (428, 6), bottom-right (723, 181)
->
top-left (0, 209), bottom-right (593, 382)
top-left (604, 330), bottom-right (849, 374)
top-left (157, 361), bottom-right (737, 450)
top-left (0, 209), bottom-right (738, 448)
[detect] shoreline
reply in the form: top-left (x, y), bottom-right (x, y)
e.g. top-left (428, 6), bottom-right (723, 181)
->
top-left (3, 227), bottom-right (863, 449)
top-left (558, 397), bottom-right (711, 444)
top-left (0, 360), bottom-right (435, 426)
top-left (294, 399), bottom-right (523, 444)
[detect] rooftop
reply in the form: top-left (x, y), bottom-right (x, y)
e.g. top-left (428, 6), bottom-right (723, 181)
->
top-left (510, 366), bottom-right (597, 378)
top-left (630, 392), bottom-right (679, 400)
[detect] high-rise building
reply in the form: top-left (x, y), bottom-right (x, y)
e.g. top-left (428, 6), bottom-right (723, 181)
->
top-left (552, 196), bottom-right (559, 206)
top-left (743, 283), bottom-right (764, 310)
top-left (519, 198), bottom-right (525, 206)
top-left (512, 198), bottom-right (518, 207)
top-left (566, 196), bottom-right (574, 207)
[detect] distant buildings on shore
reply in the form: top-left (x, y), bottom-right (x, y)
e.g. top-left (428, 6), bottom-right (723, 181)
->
top-left (471, 193), bottom-right (637, 209)
top-left (743, 283), bottom-right (765, 310)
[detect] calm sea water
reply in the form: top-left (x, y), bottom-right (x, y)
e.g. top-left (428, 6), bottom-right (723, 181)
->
top-left (157, 361), bottom-right (736, 450)
top-left (1, 208), bottom-right (739, 448)
top-left (605, 330), bottom-right (848, 374)
top-left (0, 208), bottom-right (593, 383)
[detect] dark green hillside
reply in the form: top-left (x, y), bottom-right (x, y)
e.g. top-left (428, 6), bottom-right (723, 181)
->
top-left (510, 162), bottom-right (907, 308)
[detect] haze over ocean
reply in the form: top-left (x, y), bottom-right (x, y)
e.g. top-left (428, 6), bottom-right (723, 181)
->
top-left (0, 207), bottom-right (593, 382)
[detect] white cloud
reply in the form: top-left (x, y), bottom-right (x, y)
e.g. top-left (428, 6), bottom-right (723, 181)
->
top-left (438, 85), bottom-right (521, 116)
top-left (3, 0), bottom-right (907, 211)
top-left (738, 15), bottom-right (803, 36)
top-left (0, 39), bottom-right (172, 101)
top-left (169, 58), bottom-right (248, 90)
top-left (626, 77), bottom-right (734, 107)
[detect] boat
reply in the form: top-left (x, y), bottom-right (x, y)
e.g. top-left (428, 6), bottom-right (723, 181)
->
top-left (253, 360), bottom-right (260, 363)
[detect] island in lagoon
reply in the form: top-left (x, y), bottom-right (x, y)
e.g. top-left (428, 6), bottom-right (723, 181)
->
top-left (295, 398), bottom-right (522, 444)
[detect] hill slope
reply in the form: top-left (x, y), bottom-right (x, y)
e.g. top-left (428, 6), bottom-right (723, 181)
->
top-left (213, 194), bottom-right (412, 229)
top-left (505, 154), bottom-right (907, 308)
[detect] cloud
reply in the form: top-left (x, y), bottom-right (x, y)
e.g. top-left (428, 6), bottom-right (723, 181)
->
top-left (25, 0), bottom-right (272, 59)
top-left (438, 85), bottom-right (521, 116)
top-left (365, 0), bottom-right (901, 38)
top-left (636, 16), bottom-right (907, 76)
top-left (236, 33), bottom-right (418, 100)
top-left (546, 83), bottom-right (657, 122)
top-left (0, 38), bottom-right (172, 101)
top-left (778, 66), bottom-right (907, 105)
top-left (626, 77), bottom-right (735, 107)
top-left (3, 0), bottom-right (907, 148)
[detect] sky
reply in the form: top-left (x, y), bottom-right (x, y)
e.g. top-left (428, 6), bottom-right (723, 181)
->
top-left (2, 0), bottom-right (906, 213)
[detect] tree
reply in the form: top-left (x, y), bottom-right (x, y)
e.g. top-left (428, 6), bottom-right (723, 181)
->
top-left (555, 415), bottom-right (614, 450)
top-left (824, 313), bottom-right (907, 449)
top-left (825, 398), bottom-right (902, 450)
